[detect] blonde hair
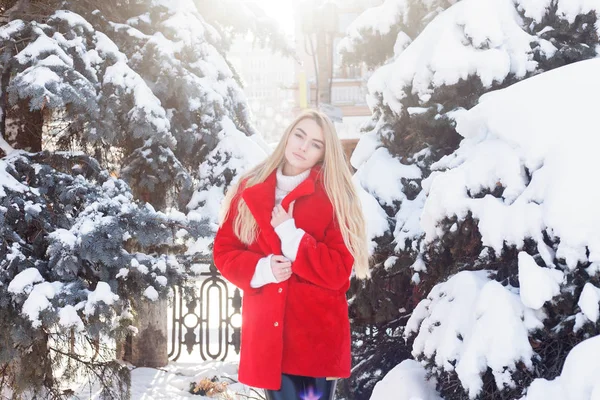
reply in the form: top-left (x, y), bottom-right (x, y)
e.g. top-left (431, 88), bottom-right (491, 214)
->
top-left (219, 109), bottom-right (370, 279)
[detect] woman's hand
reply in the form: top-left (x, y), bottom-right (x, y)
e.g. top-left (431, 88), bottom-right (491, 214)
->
top-left (271, 255), bottom-right (293, 282)
top-left (271, 201), bottom-right (295, 228)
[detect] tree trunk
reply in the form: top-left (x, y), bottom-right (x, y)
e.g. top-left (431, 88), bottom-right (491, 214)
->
top-left (118, 298), bottom-right (169, 368)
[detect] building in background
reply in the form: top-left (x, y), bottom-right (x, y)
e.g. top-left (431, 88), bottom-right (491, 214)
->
top-left (228, 35), bottom-right (297, 144)
top-left (292, 0), bottom-right (382, 141)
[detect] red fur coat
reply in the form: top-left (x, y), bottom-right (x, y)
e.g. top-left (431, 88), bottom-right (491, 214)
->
top-left (212, 166), bottom-right (354, 390)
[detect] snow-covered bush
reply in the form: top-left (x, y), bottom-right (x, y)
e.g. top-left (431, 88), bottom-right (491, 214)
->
top-left (342, 0), bottom-right (600, 398)
top-left (400, 57), bottom-right (600, 399)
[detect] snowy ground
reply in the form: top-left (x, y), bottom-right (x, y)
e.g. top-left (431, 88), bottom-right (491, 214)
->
top-left (74, 360), bottom-right (261, 400)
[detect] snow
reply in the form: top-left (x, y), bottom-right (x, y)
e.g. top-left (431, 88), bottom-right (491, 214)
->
top-left (0, 19), bottom-right (25, 41)
top-left (0, 136), bottom-right (14, 155)
top-left (19, 65), bottom-right (62, 87)
top-left (578, 283), bottom-right (600, 323)
top-left (84, 282), bottom-right (119, 316)
top-left (155, 276), bottom-right (168, 286)
top-left (0, 158), bottom-right (31, 196)
top-left (366, 0), bottom-right (559, 114)
top-left (350, 129), bottom-right (380, 170)
top-left (405, 270), bottom-right (545, 398)
top-left (188, 185), bottom-right (224, 226)
top-left (422, 58), bottom-right (600, 270)
top-left (16, 34), bottom-right (73, 67)
top-left (187, 117), bottom-right (267, 226)
top-left (144, 286), bottom-right (159, 301)
top-left (249, 132), bottom-right (273, 154)
top-left (517, 0), bottom-right (600, 37)
top-left (384, 256), bottom-right (398, 270)
top-left (7, 267), bottom-right (44, 294)
top-left (338, 0), bottom-right (410, 56)
top-left (22, 281), bottom-right (64, 328)
top-left (369, 360), bottom-right (442, 400)
top-left (354, 147), bottom-right (421, 206)
top-left (116, 268), bottom-right (129, 279)
top-left (522, 335), bottom-right (600, 400)
top-left (393, 190), bottom-right (426, 252)
top-left (58, 305), bottom-right (85, 331)
top-left (52, 10), bottom-right (94, 32)
top-left (352, 175), bottom-right (389, 254)
top-left (393, 31), bottom-right (412, 58)
top-left (74, 361), bottom-right (259, 399)
top-left (518, 252), bottom-right (564, 310)
top-left (352, 144), bottom-right (425, 251)
top-left (94, 31), bottom-right (127, 63)
top-left (131, 258), bottom-right (149, 274)
top-left (334, 116), bottom-right (371, 139)
top-left (410, 256), bottom-right (427, 272)
top-left (103, 61), bottom-right (175, 147)
top-left (190, 263), bottom-right (212, 275)
top-left (155, 259), bottom-right (168, 274)
top-left (49, 228), bottom-right (77, 249)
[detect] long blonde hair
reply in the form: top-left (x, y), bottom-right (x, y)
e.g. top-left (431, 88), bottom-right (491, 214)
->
top-left (219, 109), bottom-right (370, 279)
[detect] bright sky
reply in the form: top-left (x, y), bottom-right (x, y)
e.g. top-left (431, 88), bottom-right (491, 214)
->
top-left (248, 0), bottom-right (295, 35)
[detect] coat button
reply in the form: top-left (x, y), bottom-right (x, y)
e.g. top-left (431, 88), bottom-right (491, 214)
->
top-left (274, 322), bottom-right (279, 327)
top-left (278, 288), bottom-right (283, 293)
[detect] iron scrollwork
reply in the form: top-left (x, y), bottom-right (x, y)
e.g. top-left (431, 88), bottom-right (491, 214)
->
top-left (169, 261), bottom-right (242, 361)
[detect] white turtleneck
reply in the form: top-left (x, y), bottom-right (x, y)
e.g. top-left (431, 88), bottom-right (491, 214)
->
top-left (275, 165), bottom-right (310, 206)
top-left (249, 166), bottom-right (310, 288)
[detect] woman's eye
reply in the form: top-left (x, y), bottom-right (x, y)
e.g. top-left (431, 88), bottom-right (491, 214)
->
top-left (295, 133), bottom-right (302, 138)
top-left (312, 143), bottom-right (322, 149)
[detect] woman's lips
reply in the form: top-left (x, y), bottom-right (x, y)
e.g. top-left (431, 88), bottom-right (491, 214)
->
top-left (293, 152), bottom-right (306, 160)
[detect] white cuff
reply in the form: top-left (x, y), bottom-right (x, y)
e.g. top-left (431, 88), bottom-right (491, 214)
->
top-left (274, 219), bottom-right (305, 262)
top-left (250, 254), bottom-right (277, 288)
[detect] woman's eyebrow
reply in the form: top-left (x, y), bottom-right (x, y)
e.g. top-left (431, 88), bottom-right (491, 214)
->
top-left (297, 127), bottom-right (324, 145)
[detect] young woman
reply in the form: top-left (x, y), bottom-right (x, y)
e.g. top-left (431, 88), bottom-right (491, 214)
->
top-left (213, 109), bottom-right (369, 400)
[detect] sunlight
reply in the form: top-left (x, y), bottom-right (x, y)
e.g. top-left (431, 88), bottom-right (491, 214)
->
top-left (247, 0), bottom-right (295, 35)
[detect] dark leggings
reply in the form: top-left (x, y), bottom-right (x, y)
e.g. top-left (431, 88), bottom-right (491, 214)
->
top-left (264, 373), bottom-right (337, 400)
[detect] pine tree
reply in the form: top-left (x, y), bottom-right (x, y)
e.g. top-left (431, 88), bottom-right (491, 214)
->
top-left (0, 0), bottom-right (284, 396)
top-left (0, 0), bottom-right (283, 213)
top-left (340, 0), bottom-right (600, 398)
top-left (0, 150), bottom-right (210, 397)
top-left (338, 0), bottom-right (456, 68)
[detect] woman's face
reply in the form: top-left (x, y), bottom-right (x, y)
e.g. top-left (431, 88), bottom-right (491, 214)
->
top-left (283, 118), bottom-right (326, 175)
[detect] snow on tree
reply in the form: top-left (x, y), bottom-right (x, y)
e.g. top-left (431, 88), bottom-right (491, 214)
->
top-left (0, 0), bottom-right (283, 396)
top-left (522, 335), bottom-right (600, 400)
top-left (0, 7), bottom-right (186, 211)
top-left (340, 0), bottom-right (600, 398)
top-left (186, 117), bottom-right (269, 227)
top-left (0, 0), bottom-right (280, 216)
top-left (338, 0), bottom-right (457, 67)
top-left (104, 0), bottom-right (265, 209)
top-left (194, 0), bottom-right (294, 55)
top-left (398, 57), bottom-right (600, 399)
top-left (0, 149), bottom-right (210, 397)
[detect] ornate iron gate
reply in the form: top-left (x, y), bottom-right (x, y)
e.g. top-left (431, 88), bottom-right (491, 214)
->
top-left (168, 262), bottom-right (242, 361)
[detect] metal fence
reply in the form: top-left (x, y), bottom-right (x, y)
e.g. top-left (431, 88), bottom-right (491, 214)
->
top-left (168, 262), bottom-right (242, 361)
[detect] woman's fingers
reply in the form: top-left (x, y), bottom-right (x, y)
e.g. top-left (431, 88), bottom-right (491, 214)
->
top-left (271, 205), bottom-right (293, 228)
top-left (270, 255), bottom-right (292, 282)
top-left (274, 261), bottom-right (292, 282)
top-left (272, 255), bottom-right (290, 263)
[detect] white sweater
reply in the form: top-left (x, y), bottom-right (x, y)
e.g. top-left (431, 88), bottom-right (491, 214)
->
top-left (249, 166), bottom-right (309, 288)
